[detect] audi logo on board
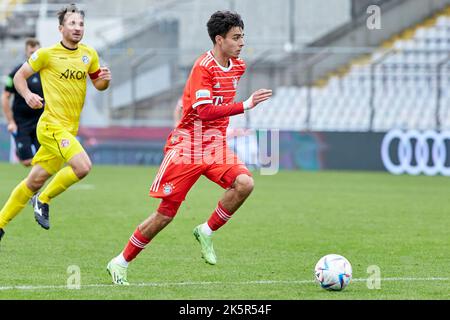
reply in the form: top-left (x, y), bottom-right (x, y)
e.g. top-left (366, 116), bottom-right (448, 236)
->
top-left (381, 129), bottom-right (450, 176)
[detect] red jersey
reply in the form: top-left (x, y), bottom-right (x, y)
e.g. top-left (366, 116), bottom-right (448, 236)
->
top-left (166, 51), bottom-right (246, 157)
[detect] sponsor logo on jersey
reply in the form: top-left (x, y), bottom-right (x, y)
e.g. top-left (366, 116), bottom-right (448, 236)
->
top-left (213, 82), bottom-right (221, 89)
top-left (60, 69), bottom-right (87, 80)
top-left (196, 89), bottom-right (211, 100)
top-left (31, 52), bottom-right (38, 61)
top-left (213, 96), bottom-right (224, 105)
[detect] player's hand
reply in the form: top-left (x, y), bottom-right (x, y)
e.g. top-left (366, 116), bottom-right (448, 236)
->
top-left (7, 122), bottom-right (17, 135)
top-left (244, 89), bottom-right (272, 110)
top-left (98, 66), bottom-right (112, 81)
top-left (25, 93), bottom-right (44, 109)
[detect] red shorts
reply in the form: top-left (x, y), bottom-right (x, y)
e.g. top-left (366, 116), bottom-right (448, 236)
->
top-left (149, 148), bottom-right (252, 202)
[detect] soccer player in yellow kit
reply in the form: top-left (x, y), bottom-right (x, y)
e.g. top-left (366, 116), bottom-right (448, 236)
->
top-left (0, 4), bottom-right (111, 242)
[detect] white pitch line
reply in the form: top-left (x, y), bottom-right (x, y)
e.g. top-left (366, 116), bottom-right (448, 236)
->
top-left (0, 277), bottom-right (448, 292)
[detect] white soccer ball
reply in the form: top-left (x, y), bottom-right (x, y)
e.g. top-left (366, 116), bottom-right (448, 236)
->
top-left (314, 254), bottom-right (352, 291)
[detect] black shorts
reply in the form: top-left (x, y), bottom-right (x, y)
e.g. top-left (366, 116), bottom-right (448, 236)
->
top-left (13, 127), bottom-right (40, 161)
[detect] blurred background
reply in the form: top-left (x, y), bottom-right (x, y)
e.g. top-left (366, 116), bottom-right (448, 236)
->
top-left (1, 0), bottom-right (450, 174)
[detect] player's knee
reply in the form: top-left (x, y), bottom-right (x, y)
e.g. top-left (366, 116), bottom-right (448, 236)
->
top-left (157, 199), bottom-right (181, 219)
top-left (74, 166), bottom-right (90, 179)
top-left (72, 161), bottom-right (92, 179)
top-left (26, 174), bottom-right (47, 191)
top-left (235, 174), bottom-right (254, 197)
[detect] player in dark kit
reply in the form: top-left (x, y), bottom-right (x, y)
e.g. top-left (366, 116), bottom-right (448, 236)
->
top-left (2, 38), bottom-right (43, 167)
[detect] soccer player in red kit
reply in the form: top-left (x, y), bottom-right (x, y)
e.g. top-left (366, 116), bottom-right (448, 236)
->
top-left (107, 11), bottom-right (272, 285)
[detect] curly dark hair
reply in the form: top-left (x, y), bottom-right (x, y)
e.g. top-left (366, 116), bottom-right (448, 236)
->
top-left (57, 3), bottom-right (85, 26)
top-left (207, 11), bottom-right (244, 44)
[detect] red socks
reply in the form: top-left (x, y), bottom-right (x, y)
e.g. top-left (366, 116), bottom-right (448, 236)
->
top-left (122, 228), bottom-right (151, 262)
top-left (207, 202), bottom-right (235, 231)
top-left (122, 203), bottom-right (235, 263)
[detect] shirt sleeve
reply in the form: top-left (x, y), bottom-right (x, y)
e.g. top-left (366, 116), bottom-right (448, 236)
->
top-left (28, 48), bottom-right (49, 73)
top-left (196, 101), bottom-right (244, 121)
top-left (190, 64), bottom-right (214, 109)
top-left (4, 66), bottom-right (20, 93)
top-left (88, 48), bottom-right (101, 79)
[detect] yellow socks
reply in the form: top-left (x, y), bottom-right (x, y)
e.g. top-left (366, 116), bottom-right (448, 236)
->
top-left (39, 166), bottom-right (80, 204)
top-left (0, 180), bottom-right (35, 229)
top-left (0, 166), bottom-right (80, 229)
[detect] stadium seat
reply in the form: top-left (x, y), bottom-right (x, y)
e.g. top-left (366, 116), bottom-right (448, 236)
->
top-left (243, 10), bottom-right (450, 132)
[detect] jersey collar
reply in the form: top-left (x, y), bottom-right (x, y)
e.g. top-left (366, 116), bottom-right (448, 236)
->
top-left (60, 41), bottom-right (79, 51)
top-left (207, 51), bottom-right (233, 72)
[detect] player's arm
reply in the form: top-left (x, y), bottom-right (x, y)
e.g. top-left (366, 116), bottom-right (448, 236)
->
top-left (2, 70), bottom-right (16, 132)
top-left (13, 63), bottom-right (43, 109)
top-left (196, 88), bottom-right (272, 121)
top-left (90, 66), bottom-right (111, 91)
top-left (89, 49), bottom-right (111, 91)
top-left (191, 65), bottom-right (272, 121)
top-left (1, 90), bottom-right (16, 134)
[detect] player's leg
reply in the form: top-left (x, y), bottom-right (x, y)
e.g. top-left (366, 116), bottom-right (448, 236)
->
top-left (107, 199), bottom-right (181, 285)
top-left (32, 152), bottom-right (89, 229)
top-left (38, 151), bottom-right (90, 204)
top-left (0, 164), bottom-right (51, 238)
top-left (195, 153), bottom-right (253, 265)
top-left (31, 127), bottom-right (84, 229)
top-left (107, 150), bottom-right (201, 285)
top-left (13, 130), bottom-right (35, 167)
top-left (216, 173), bottom-right (254, 213)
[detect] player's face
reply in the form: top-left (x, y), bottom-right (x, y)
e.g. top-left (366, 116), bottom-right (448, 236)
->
top-left (26, 45), bottom-right (39, 59)
top-left (218, 27), bottom-right (244, 58)
top-left (59, 12), bottom-right (85, 45)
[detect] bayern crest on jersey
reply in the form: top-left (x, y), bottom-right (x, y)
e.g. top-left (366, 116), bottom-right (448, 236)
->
top-left (232, 77), bottom-right (238, 89)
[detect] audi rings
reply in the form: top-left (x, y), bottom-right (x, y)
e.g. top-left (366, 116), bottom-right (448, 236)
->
top-left (381, 129), bottom-right (450, 176)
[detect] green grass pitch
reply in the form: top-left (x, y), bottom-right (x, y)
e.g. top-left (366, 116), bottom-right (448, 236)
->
top-left (0, 162), bottom-right (448, 299)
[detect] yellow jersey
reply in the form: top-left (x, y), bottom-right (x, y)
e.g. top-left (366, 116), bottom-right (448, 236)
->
top-left (28, 42), bottom-right (100, 133)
